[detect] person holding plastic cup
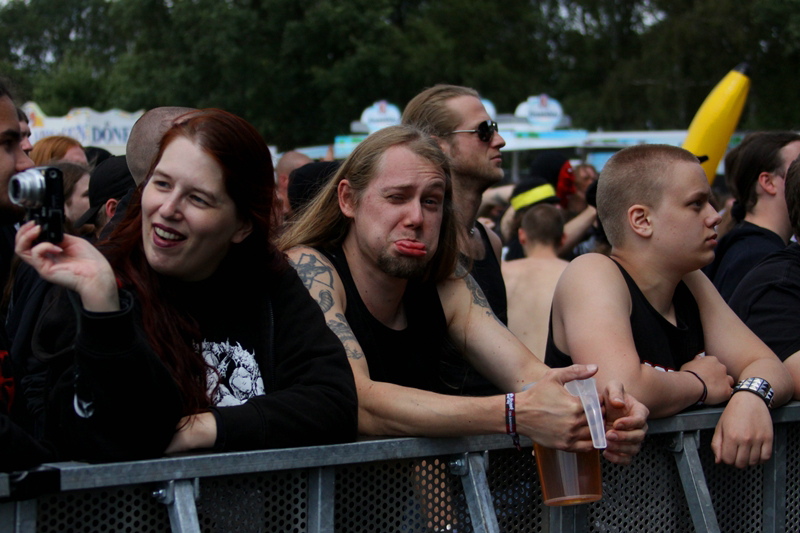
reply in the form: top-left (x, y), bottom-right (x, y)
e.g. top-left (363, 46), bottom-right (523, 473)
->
top-left (546, 144), bottom-right (793, 469)
top-left (280, 124), bottom-right (649, 465)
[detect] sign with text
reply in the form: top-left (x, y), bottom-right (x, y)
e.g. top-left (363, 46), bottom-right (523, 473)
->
top-left (359, 100), bottom-right (401, 134)
top-left (514, 94), bottom-right (564, 132)
top-left (22, 102), bottom-right (144, 154)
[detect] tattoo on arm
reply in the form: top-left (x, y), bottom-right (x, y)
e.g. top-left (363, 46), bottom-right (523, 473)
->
top-left (465, 274), bottom-right (507, 328)
top-left (327, 313), bottom-right (365, 360)
top-left (465, 274), bottom-right (490, 309)
top-left (318, 290), bottom-right (334, 313)
top-left (289, 253), bottom-right (335, 290)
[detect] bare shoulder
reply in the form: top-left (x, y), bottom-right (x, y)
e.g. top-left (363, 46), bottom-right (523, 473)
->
top-left (557, 253), bottom-right (622, 292)
top-left (500, 257), bottom-right (524, 278)
top-left (552, 254), bottom-right (630, 322)
top-left (286, 246), bottom-right (336, 285)
top-left (286, 245), bottom-right (328, 265)
top-left (286, 246), bottom-right (346, 313)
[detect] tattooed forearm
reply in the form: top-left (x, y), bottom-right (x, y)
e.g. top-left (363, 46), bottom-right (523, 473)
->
top-left (344, 345), bottom-right (365, 360)
top-left (327, 313), bottom-right (357, 343)
top-left (289, 253), bottom-right (334, 290)
top-left (327, 313), bottom-right (364, 360)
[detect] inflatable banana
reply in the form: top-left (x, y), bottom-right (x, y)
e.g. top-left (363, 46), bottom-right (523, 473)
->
top-left (682, 63), bottom-right (751, 184)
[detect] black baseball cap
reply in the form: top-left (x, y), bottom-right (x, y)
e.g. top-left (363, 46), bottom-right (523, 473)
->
top-left (76, 155), bottom-right (135, 228)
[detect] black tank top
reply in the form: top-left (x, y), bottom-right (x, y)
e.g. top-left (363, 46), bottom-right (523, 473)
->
top-left (545, 260), bottom-right (705, 371)
top-left (469, 223), bottom-right (508, 325)
top-left (320, 247), bottom-right (450, 393)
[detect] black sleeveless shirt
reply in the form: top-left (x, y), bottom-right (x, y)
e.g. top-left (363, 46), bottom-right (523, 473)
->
top-left (545, 260), bottom-right (705, 371)
top-left (469, 223), bottom-right (508, 325)
top-left (320, 247), bottom-right (450, 394)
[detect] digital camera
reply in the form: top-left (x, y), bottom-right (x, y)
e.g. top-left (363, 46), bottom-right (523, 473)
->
top-left (9, 166), bottom-right (65, 244)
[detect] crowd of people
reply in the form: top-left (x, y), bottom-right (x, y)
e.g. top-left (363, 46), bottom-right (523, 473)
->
top-left (0, 79), bottom-right (797, 486)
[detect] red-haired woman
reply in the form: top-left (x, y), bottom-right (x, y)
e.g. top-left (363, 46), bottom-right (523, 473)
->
top-left (29, 135), bottom-right (88, 166)
top-left (14, 109), bottom-right (357, 462)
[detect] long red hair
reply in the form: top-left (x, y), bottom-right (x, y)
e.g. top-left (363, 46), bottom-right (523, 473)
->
top-left (100, 109), bottom-right (285, 415)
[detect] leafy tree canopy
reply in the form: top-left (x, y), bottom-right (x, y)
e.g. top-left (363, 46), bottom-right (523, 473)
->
top-left (1, 0), bottom-right (797, 150)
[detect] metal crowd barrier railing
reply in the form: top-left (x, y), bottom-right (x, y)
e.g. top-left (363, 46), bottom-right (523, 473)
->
top-left (2, 401), bottom-right (800, 533)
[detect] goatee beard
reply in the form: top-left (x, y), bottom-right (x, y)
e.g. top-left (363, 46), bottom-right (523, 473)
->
top-left (377, 252), bottom-right (428, 279)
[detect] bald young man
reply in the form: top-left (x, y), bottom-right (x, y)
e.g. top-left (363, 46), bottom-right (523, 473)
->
top-left (546, 144), bottom-right (793, 468)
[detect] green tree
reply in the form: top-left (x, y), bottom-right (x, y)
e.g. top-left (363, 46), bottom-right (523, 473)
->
top-left (1, 0), bottom-right (121, 112)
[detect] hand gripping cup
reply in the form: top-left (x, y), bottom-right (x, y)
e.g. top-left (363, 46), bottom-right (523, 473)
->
top-left (533, 378), bottom-right (606, 506)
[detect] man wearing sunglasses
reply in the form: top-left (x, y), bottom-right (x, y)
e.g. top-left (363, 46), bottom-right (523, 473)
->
top-left (403, 85), bottom-right (510, 396)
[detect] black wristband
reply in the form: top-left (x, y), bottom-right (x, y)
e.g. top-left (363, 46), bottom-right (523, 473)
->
top-left (684, 370), bottom-right (707, 406)
top-left (505, 393), bottom-right (522, 451)
top-left (732, 377), bottom-right (775, 409)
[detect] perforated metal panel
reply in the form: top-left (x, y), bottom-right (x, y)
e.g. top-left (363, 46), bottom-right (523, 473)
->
top-left (196, 470), bottom-right (308, 532)
top-left (699, 429), bottom-right (763, 533)
top-left (787, 423), bottom-right (800, 531)
top-left (37, 485), bottom-right (170, 533)
top-left (335, 457), bottom-right (473, 532)
top-left (587, 434), bottom-right (693, 533)
top-left (21, 417), bottom-right (800, 533)
top-left (488, 447), bottom-right (546, 533)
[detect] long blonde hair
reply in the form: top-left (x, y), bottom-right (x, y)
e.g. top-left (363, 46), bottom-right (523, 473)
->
top-left (279, 125), bottom-right (459, 283)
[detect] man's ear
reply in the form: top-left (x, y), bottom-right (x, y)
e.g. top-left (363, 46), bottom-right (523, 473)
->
top-left (517, 227), bottom-right (527, 246)
top-left (628, 204), bottom-right (653, 238)
top-left (104, 198), bottom-right (119, 219)
top-left (433, 135), bottom-right (452, 156)
top-left (338, 179), bottom-right (356, 218)
top-left (757, 171), bottom-right (780, 196)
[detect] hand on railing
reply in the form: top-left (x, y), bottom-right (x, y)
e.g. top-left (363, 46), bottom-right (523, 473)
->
top-left (711, 390), bottom-right (773, 468)
top-left (601, 381), bottom-right (649, 465)
top-left (680, 355), bottom-right (734, 405)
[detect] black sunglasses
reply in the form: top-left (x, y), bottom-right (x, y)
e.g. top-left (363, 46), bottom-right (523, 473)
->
top-left (450, 120), bottom-right (498, 143)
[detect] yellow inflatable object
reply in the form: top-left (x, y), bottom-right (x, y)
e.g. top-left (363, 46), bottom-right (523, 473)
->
top-left (682, 63), bottom-right (751, 184)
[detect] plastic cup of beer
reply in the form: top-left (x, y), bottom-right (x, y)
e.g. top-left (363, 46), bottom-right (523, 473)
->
top-left (533, 378), bottom-right (606, 506)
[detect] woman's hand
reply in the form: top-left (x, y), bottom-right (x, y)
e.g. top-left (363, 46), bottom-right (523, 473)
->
top-left (15, 221), bottom-right (120, 312)
top-left (165, 412), bottom-right (217, 454)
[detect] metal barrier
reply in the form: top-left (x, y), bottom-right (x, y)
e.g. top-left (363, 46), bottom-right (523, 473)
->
top-left (2, 402), bottom-right (800, 533)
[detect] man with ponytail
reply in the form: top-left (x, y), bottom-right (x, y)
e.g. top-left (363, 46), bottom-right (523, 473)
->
top-left (704, 132), bottom-right (800, 301)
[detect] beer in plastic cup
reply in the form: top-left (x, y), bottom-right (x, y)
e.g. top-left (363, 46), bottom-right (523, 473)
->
top-left (531, 378), bottom-right (606, 506)
top-left (533, 445), bottom-right (602, 506)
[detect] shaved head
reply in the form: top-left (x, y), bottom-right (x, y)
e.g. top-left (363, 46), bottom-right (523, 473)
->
top-left (126, 106), bottom-right (195, 184)
top-left (597, 144), bottom-right (700, 246)
top-left (276, 151), bottom-right (312, 179)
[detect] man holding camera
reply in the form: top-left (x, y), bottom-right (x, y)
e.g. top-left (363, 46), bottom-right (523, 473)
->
top-left (0, 79), bottom-right (55, 471)
top-left (0, 81), bottom-right (34, 282)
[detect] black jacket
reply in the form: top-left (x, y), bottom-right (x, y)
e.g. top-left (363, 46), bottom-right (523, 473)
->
top-left (11, 261), bottom-right (357, 465)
